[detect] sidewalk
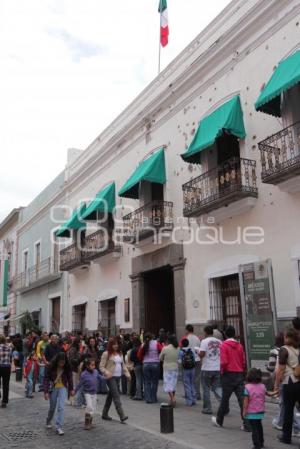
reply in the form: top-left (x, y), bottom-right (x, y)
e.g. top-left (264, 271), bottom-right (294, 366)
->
top-left (9, 378), bottom-right (298, 449)
top-left (113, 382), bottom-right (297, 449)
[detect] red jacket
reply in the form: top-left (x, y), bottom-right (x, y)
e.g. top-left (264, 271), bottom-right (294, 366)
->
top-left (220, 339), bottom-right (246, 374)
top-left (24, 359), bottom-right (39, 379)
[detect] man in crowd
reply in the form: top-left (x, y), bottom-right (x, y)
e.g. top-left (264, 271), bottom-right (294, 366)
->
top-left (199, 325), bottom-right (222, 414)
top-left (36, 332), bottom-right (49, 391)
top-left (212, 325), bottom-right (250, 431)
top-left (183, 324), bottom-right (202, 400)
top-left (43, 334), bottom-right (60, 364)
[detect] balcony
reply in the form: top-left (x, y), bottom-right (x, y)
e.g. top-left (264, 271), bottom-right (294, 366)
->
top-left (122, 200), bottom-right (173, 244)
top-left (59, 243), bottom-right (89, 272)
top-left (258, 121), bottom-right (300, 192)
top-left (182, 157), bottom-right (258, 219)
top-left (82, 229), bottom-right (121, 263)
top-left (13, 257), bottom-right (61, 293)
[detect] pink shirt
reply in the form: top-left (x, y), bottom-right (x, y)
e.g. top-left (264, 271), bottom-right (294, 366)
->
top-left (245, 383), bottom-right (266, 414)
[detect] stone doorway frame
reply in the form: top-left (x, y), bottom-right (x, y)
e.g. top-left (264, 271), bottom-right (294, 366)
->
top-left (130, 243), bottom-right (186, 337)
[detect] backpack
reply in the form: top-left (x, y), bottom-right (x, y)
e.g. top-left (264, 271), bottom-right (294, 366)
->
top-left (182, 348), bottom-right (196, 370)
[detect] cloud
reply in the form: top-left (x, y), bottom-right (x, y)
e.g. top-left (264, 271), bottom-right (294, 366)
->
top-left (0, 0), bottom-right (231, 222)
top-left (48, 28), bottom-right (106, 62)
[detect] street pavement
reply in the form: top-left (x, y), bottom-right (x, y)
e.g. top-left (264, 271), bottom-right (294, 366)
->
top-left (1, 378), bottom-right (299, 449)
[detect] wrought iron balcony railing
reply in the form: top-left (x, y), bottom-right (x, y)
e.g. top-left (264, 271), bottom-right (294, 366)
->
top-left (258, 121), bottom-right (300, 184)
top-left (82, 229), bottom-right (121, 262)
top-left (59, 243), bottom-right (87, 271)
top-left (13, 257), bottom-right (60, 292)
top-left (122, 200), bottom-right (173, 243)
top-left (182, 157), bottom-right (258, 217)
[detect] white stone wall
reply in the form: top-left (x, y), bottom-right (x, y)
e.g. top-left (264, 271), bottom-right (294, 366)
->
top-left (53, 0), bottom-right (300, 331)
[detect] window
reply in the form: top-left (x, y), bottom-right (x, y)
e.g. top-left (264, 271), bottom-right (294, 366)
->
top-left (23, 251), bottom-right (28, 272)
top-left (52, 233), bottom-right (59, 271)
top-left (72, 304), bottom-right (86, 332)
top-left (124, 298), bottom-right (130, 323)
top-left (31, 311), bottom-right (40, 329)
top-left (35, 242), bottom-right (41, 268)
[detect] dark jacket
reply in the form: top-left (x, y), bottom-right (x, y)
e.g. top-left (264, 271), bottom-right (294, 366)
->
top-left (44, 365), bottom-right (73, 394)
top-left (130, 347), bottom-right (142, 366)
top-left (68, 346), bottom-right (82, 373)
top-left (44, 344), bottom-right (61, 363)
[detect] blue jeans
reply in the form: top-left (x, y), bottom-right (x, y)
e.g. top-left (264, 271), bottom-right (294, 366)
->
top-left (143, 363), bottom-right (160, 403)
top-left (25, 378), bottom-right (33, 397)
top-left (74, 385), bottom-right (86, 407)
top-left (38, 365), bottom-right (45, 391)
top-left (183, 368), bottom-right (196, 406)
top-left (47, 387), bottom-right (67, 430)
top-left (134, 365), bottom-right (143, 399)
top-left (201, 370), bottom-right (222, 413)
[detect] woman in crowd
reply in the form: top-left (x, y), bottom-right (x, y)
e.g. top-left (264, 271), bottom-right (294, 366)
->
top-left (44, 352), bottom-right (74, 435)
top-left (0, 335), bottom-right (12, 408)
top-left (274, 328), bottom-right (300, 444)
top-left (100, 337), bottom-right (130, 422)
top-left (68, 337), bottom-right (83, 407)
top-left (160, 334), bottom-right (179, 407)
top-left (130, 337), bottom-right (143, 400)
top-left (138, 333), bottom-right (162, 404)
top-left (84, 337), bottom-right (100, 366)
top-left (269, 332), bottom-right (300, 434)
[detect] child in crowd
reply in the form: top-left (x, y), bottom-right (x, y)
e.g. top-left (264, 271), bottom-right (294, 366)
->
top-left (178, 338), bottom-right (196, 406)
top-left (75, 358), bottom-right (104, 430)
top-left (243, 368), bottom-right (270, 449)
top-left (23, 352), bottom-right (39, 398)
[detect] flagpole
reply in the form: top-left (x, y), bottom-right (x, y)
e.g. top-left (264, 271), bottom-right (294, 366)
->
top-left (158, 4), bottom-right (161, 74)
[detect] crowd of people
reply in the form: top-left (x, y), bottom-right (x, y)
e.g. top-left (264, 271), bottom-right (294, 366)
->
top-left (0, 320), bottom-right (300, 447)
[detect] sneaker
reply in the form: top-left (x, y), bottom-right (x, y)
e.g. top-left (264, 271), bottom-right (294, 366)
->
top-left (212, 416), bottom-right (222, 428)
top-left (46, 424), bottom-right (52, 429)
top-left (273, 424), bottom-right (283, 431)
top-left (202, 410), bottom-right (213, 415)
top-left (120, 416), bottom-right (128, 423)
top-left (56, 428), bottom-right (64, 436)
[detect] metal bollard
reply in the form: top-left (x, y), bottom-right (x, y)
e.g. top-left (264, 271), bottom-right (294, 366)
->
top-left (15, 368), bottom-right (23, 382)
top-left (160, 403), bottom-right (174, 434)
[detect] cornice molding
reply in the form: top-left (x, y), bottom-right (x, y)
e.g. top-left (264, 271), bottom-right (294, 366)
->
top-left (67, 0), bottom-right (280, 179)
top-left (17, 0), bottom-right (300, 232)
top-left (62, 0), bottom-right (299, 199)
top-left (17, 188), bottom-right (67, 236)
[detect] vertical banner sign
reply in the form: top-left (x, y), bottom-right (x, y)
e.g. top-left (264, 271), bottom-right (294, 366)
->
top-left (0, 259), bottom-right (9, 307)
top-left (239, 260), bottom-right (277, 371)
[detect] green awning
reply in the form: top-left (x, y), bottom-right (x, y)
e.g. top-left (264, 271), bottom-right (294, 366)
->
top-left (255, 50), bottom-right (300, 117)
top-left (82, 182), bottom-right (116, 221)
top-left (55, 204), bottom-right (86, 238)
top-left (181, 95), bottom-right (246, 164)
top-left (118, 148), bottom-right (166, 199)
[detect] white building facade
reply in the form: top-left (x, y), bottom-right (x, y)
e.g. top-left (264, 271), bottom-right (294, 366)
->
top-left (51, 0), bottom-right (300, 359)
top-left (14, 171), bottom-right (69, 334)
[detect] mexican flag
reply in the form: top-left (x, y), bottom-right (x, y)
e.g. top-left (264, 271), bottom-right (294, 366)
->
top-left (158, 0), bottom-right (169, 47)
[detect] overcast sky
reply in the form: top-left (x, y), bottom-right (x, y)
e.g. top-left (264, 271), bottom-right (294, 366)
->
top-left (0, 0), bottom-right (231, 221)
